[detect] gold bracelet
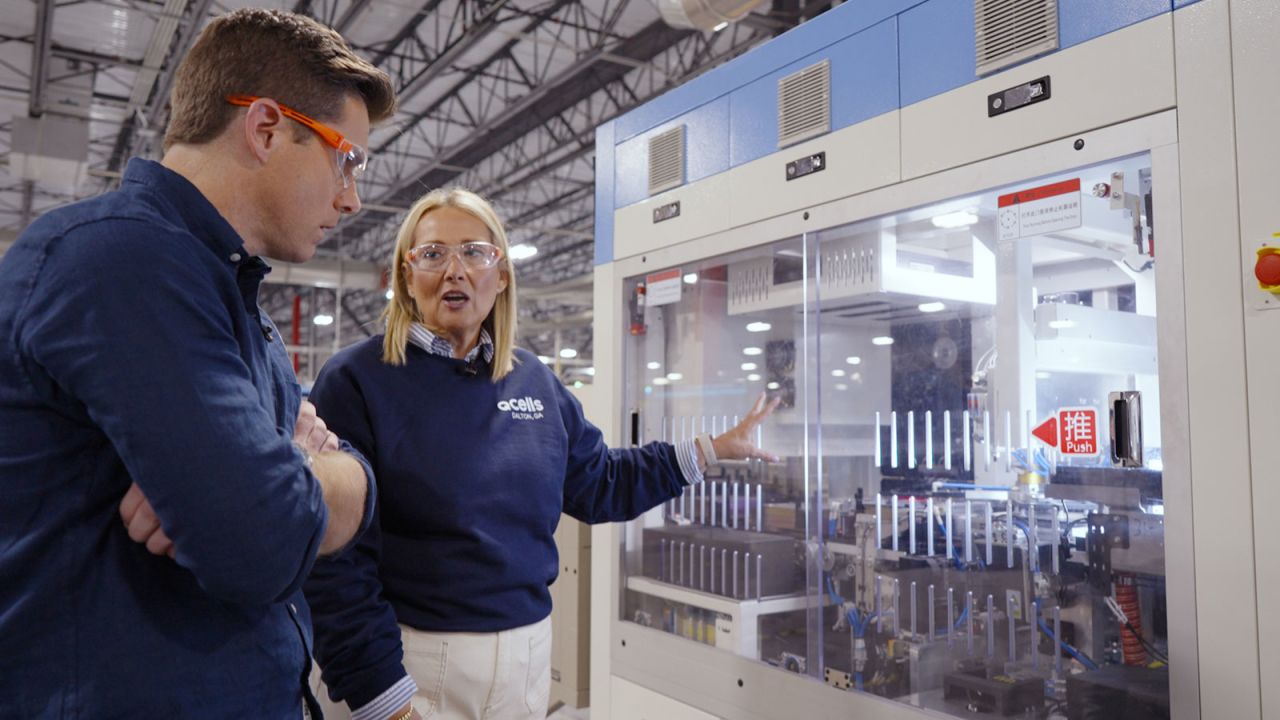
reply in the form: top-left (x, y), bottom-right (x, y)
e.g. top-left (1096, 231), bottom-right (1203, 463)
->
top-left (390, 707), bottom-right (415, 720)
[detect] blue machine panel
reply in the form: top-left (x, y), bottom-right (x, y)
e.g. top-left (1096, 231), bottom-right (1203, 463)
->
top-left (899, 0), bottom-right (976, 108)
top-left (613, 0), bottom-right (926, 143)
top-left (594, 120), bottom-right (616, 265)
top-left (613, 95), bottom-right (731, 210)
top-left (1059, 0), bottom-right (1171, 50)
top-left (729, 18), bottom-right (898, 167)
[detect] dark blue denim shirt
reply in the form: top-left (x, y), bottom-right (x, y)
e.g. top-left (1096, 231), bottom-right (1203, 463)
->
top-left (0, 158), bottom-right (374, 718)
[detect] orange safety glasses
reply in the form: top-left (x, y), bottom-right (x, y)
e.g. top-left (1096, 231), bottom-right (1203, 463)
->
top-left (226, 94), bottom-right (368, 188)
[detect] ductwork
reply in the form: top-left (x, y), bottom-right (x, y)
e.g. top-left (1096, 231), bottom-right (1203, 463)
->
top-left (656, 0), bottom-right (767, 32)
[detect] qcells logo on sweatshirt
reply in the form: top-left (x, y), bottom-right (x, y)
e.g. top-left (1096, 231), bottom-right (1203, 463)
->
top-left (497, 395), bottom-right (545, 421)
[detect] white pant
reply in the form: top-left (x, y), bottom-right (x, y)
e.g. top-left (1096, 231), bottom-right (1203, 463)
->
top-left (314, 616), bottom-right (553, 720)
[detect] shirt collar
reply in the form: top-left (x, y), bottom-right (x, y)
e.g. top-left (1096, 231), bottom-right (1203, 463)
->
top-left (121, 158), bottom-right (250, 265)
top-left (407, 324), bottom-right (494, 365)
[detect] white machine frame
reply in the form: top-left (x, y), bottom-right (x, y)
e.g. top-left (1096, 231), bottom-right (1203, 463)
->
top-left (590, 2), bottom-right (1274, 718)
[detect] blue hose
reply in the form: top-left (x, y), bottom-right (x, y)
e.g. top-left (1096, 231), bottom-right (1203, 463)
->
top-left (1034, 602), bottom-right (1099, 670)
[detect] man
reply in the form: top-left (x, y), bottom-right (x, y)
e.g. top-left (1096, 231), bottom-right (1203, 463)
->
top-left (0, 8), bottom-right (396, 718)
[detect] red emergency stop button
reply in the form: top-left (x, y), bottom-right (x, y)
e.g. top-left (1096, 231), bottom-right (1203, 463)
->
top-left (1256, 247), bottom-right (1280, 291)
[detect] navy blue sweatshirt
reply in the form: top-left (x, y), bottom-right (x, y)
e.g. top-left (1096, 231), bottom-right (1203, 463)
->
top-left (304, 337), bottom-right (687, 708)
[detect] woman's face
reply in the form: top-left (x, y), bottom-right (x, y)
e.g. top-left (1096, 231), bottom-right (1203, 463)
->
top-left (403, 207), bottom-right (508, 350)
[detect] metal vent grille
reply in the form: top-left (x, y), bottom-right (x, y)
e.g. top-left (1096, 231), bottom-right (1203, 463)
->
top-left (647, 125), bottom-right (685, 196)
top-left (974, 0), bottom-right (1059, 77)
top-left (777, 59), bottom-right (830, 148)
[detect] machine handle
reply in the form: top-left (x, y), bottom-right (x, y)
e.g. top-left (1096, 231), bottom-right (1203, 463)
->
top-left (1109, 391), bottom-right (1143, 467)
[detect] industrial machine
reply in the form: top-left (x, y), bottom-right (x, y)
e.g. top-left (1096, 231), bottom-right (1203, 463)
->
top-left (590, 1), bottom-right (1278, 719)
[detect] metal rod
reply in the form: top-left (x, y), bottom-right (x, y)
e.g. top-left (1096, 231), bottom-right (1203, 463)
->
top-left (909, 496), bottom-right (917, 554)
top-left (893, 579), bottom-right (901, 636)
top-left (700, 545), bottom-right (706, 590)
top-left (911, 581), bottom-right (918, 639)
top-left (925, 410), bottom-right (933, 469)
top-left (721, 549), bottom-right (727, 595)
top-left (876, 575), bottom-right (883, 632)
top-left (891, 411), bottom-right (899, 468)
top-left (875, 411), bottom-right (882, 468)
top-left (965, 499), bottom-right (973, 564)
top-left (927, 496), bottom-right (935, 556)
top-left (710, 545), bottom-right (717, 593)
top-left (678, 542), bottom-right (685, 586)
top-left (892, 495), bottom-right (899, 552)
top-left (929, 584), bottom-right (937, 641)
top-left (876, 493), bottom-right (883, 549)
top-left (1006, 500), bottom-right (1015, 568)
top-left (1005, 411), bottom-right (1013, 472)
top-left (732, 482), bottom-right (740, 529)
top-left (710, 481), bottom-right (717, 527)
top-left (732, 550), bottom-right (739, 599)
top-left (743, 484), bottom-right (751, 531)
top-left (963, 410), bottom-right (971, 471)
top-left (689, 542), bottom-right (695, 587)
top-left (700, 480), bottom-right (707, 524)
top-left (1032, 602), bottom-right (1040, 670)
top-left (944, 410), bottom-right (951, 470)
top-left (721, 481), bottom-right (728, 528)
top-left (987, 594), bottom-right (995, 658)
top-left (947, 586), bottom-right (955, 646)
top-left (1007, 594), bottom-right (1017, 662)
top-left (660, 539), bottom-right (667, 582)
top-left (946, 498), bottom-right (954, 561)
top-left (1052, 510), bottom-right (1061, 574)
top-left (1029, 504), bottom-right (1038, 572)
top-left (985, 502), bottom-right (994, 566)
top-left (747, 550), bottom-right (757, 597)
top-left (984, 412), bottom-right (991, 471)
top-left (747, 481), bottom-right (757, 532)
top-left (967, 591), bottom-right (975, 655)
top-left (1054, 606), bottom-right (1063, 674)
top-left (743, 552), bottom-right (751, 601)
top-left (908, 410), bottom-right (916, 469)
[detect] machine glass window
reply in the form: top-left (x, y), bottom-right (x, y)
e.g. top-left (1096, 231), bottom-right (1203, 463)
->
top-left (619, 152), bottom-right (1168, 719)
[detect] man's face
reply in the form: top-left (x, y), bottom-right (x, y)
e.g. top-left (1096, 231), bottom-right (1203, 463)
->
top-left (256, 94), bottom-right (369, 263)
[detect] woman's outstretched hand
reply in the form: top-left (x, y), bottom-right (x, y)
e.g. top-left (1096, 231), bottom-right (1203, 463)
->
top-left (702, 392), bottom-right (782, 468)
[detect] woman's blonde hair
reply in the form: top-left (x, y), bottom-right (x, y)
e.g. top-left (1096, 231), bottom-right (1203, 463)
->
top-left (381, 188), bottom-right (518, 380)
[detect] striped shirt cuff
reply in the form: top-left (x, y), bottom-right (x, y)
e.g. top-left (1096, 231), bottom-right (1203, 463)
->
top-left (674, 439), bottom-right (703, 485)
top-left (351, 675), bottom-right (418, 720)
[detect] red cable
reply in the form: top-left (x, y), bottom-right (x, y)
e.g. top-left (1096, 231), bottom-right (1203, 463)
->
top-left (1115, 574), bottom-right (1147, 665)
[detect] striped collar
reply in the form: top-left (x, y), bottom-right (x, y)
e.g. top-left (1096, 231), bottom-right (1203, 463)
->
top-left (407, 324), bottom-right (494, 365)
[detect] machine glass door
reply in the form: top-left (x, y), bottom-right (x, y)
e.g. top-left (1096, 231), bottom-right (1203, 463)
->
top-left (810, 152), bottom-right (1170, 718)
top-left (617, 233), bottom-right (820, 671)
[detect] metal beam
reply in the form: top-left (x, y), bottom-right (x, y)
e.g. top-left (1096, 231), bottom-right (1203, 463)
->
top-left (29, 0), bottom-right (55, 117)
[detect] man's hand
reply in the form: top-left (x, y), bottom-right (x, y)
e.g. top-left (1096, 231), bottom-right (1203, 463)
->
top-left (703, 392), bottom-right (782, 467)
top-left (120, 482), bottom-right (175, 559)
top-left (295, 400), bottom-right (339, 454)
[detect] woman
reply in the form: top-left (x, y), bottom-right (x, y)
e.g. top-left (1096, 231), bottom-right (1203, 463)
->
top-left (304, 188), bottom-right (777, 720)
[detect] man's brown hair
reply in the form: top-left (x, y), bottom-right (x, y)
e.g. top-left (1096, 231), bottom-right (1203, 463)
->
top-left (164, 8), bottom-right (396, 151)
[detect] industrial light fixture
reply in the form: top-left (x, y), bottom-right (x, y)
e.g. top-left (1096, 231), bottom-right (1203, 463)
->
top-left (653, 377), bottom-right (670, 386)
top-left (832, 369), bottom-right (846, 377)
top-left (509, 243), bottom-right (538, 260)
top-left (918, 301), bottom-right (946, 313)
top-left (931, 210), bottom-right (978, 229)
top-left (766, 381), bottom-right (780, 390)
top-left (313, 313), bottom-right (334, 326)
top-left (385, 288), bottom-right (394, 300)
top-left (684, 273), bottom-right (698, 284)
top-left (712, 21), bottom-right (728, 31)
top-left (647, 361), bottom-right (661, 370)
top-left (846, 356), bottom-right (862, 365)
top-left (743, 347), bottom-right (763, 356)
top-left (741, 362), bottom-right (757, 371)
top-left (872, 336), bottom-right (894, 346)
top-left (836, 383), bottom-right (849, 391)
top-left (538, 355), bottom-right (554, 364)
top-left (746, 321), bottom-right (772, 332)
top-left (1048, 319), bottom-right (1076, 329)
top-left (747, 373), bottom-right (761, 381)
top-left (666, 372), bottom-right (683, 381)
top-left (560, 348), bottom-right (578, 358)
top-left (583, 367), bottom-right (596, 376)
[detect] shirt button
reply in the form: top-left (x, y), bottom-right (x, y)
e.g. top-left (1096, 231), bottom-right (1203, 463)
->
top-left (229, 252), bottom-right (242, 262)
